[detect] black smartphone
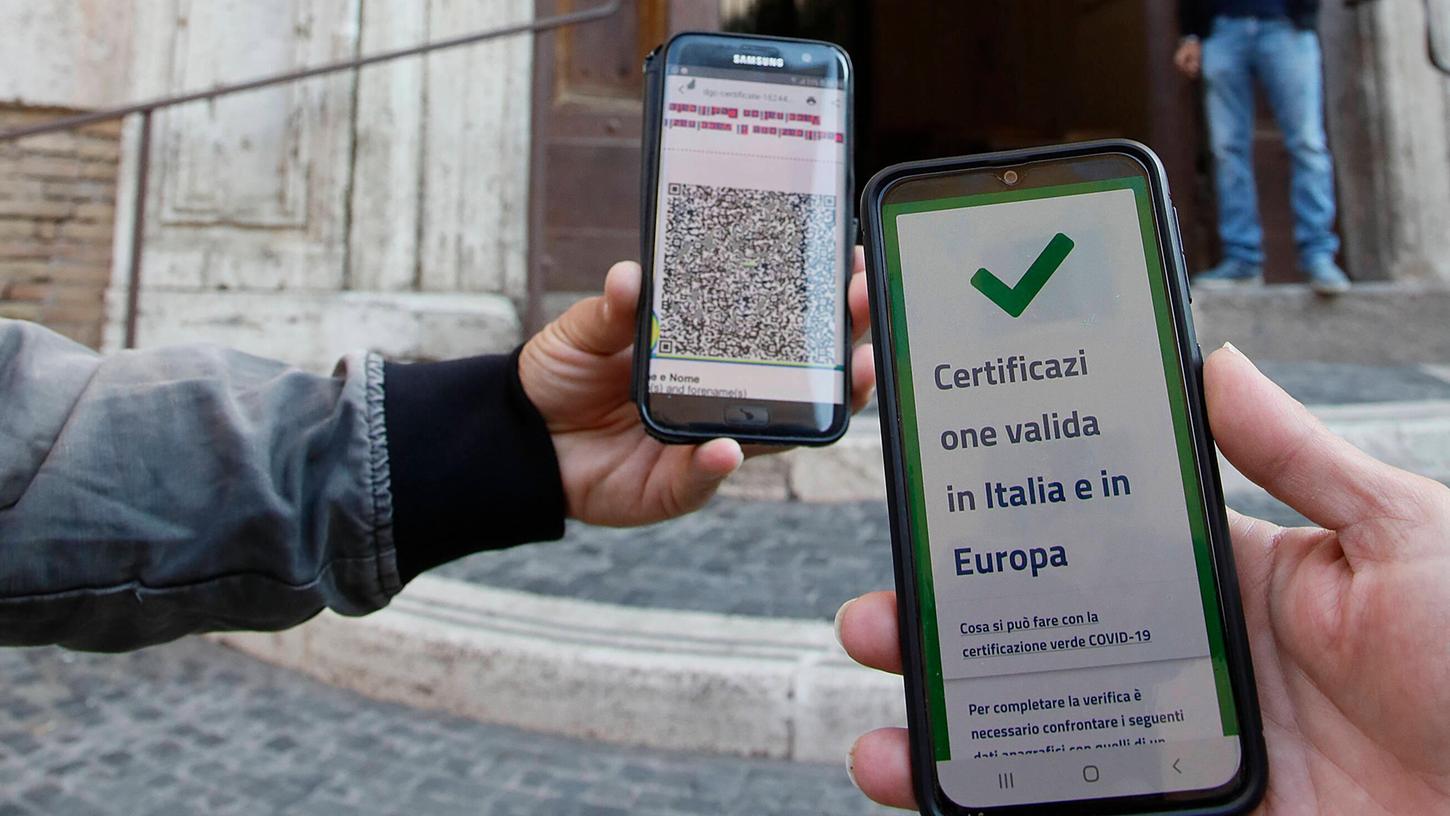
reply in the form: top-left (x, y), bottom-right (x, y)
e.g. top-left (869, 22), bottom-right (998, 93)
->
top-left (861, 141), bottom-right (1266, 815)
top-left (633, 32), bottom-right (853, 446)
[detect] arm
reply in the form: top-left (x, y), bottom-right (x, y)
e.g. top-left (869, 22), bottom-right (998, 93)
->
top-left (0, 252), bottom-right (875, 653)
top-left (1174, 0), bottom-right (1208, 77)
top-left (838, 346), bottom-right (1450, 813)
top-left (0, 320), bottom-right (562, 652)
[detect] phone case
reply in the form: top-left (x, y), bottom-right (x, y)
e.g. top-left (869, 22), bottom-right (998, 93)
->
top-left (860, 140), bottom-right (1267, 816)
top-left (630, 32), bottom-right (854, 447)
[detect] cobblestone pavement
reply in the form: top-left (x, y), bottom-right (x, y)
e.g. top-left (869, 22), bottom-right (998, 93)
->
top-left (438, 499), bottom-right (894, 620)
top-left (438, 493), bottom-right (1323, 620)
top-left (440, 362), bottom-right (1450, 619)
top-left (0, 639), bottom-right (891, 816)
top-left (1255, 361), bottom-right (1450, 404)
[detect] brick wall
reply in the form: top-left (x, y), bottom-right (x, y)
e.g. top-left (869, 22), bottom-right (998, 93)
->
top-left (0, 105), bottom-right (121, 349)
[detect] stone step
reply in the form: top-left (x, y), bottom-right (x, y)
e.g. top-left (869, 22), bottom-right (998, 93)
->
top-left (1189, 284), bottom-right (1450, 365)
top-left (217, 577), bottom-right (905, 766)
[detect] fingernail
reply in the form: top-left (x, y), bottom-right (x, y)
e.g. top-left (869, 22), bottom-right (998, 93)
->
top-left (1221, 341), bottom-right (1261, 371)
top-left (834, 598), bottom-right (856, 646)
top-left (846, 745), bottom-right (860, 790)
top-left (720, 438), bottom-right (744, 473)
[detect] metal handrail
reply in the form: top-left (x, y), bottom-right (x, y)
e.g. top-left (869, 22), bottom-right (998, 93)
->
top-left (0, 0), bottom-right (622, 347)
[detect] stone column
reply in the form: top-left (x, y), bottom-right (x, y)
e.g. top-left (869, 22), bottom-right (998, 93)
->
top-left (1321, 0), bottom-right (1450, 284)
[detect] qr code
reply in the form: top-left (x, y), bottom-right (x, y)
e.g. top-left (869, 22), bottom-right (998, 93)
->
top-left (657, 183), bottom-right (839, 366)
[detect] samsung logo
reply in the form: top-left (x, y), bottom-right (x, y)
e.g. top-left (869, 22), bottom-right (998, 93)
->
top-left (733, 53), bottom-right (784, 68)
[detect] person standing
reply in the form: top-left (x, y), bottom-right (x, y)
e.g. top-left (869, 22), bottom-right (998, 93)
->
top-left (1175, 0), bottom-right (1351, 294)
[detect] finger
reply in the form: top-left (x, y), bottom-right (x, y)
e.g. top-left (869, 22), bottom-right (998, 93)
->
top-left (740, 441), bottom-right (789, 460)
top-left (551, 261), bottom-right (642, 356)
top-left (851, 343), bottom-right (877, 413)
top-left (849, 258), bottom-right (871, 344)
top-left (664, 437), bottom-right (743, 516)
top-left (1204, 344), bottom-right (1431, 539)
top-left (1224, 508), bottom-right (1279, 631)
top-left (836, 591), bottom-right (902, 675)
top-left (849, 728), bottom-right (917, 811)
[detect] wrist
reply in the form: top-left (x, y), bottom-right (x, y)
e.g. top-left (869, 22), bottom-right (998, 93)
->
top-left (383, 348), bottom-right (565, 583)
top-left (515, 336), bottom-right (563, 434)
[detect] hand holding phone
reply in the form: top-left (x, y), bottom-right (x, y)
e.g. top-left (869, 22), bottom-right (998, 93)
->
top-left (633, 33), bottom-right (855, 446)
top-left (841, 342), bottom-right (1450, 815)
top-left (859, 142), bottom-right (1265, 814)
top-left (518, 250), bottom-right (875, 528)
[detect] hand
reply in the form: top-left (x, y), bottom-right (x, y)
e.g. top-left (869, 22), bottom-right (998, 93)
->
top-left (518, 248), bottom-right (876, 527)
top-left (1175, 38), bottom-right (1203, 78)
top-left (836, 344), bottom-right (1450, 813)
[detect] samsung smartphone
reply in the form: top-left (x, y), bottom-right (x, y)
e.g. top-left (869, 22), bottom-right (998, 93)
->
top-left (633, 32), bottom-right (853, 446)
top-left (861, 141), bottom-right (1265, 815)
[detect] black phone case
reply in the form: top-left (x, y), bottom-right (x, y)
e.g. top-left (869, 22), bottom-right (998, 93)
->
top-left (860, 140), bottom-right (1267, 816)
top-left (630, 32), bottom-right (854, 447)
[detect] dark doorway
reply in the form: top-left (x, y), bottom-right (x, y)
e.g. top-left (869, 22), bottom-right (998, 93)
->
top-left (526, 0), bottom-right (719, 332)
top-left (526, 0), bottom-right (1317, 325)
top-left (725, 0), bottom-right (1306, 281)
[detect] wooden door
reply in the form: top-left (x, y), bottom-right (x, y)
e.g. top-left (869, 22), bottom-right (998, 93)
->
top-left (133, 0), bottom-right (359, 295)
top-left (526, 0), bottom-right (718, 332)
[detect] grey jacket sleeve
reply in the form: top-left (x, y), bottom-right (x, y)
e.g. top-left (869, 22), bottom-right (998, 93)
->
top-left (0, 319), bottom-right (399, 651)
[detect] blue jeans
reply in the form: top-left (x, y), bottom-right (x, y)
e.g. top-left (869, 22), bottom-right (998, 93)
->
top-left (1202, 16), bottom-right (1340, 266)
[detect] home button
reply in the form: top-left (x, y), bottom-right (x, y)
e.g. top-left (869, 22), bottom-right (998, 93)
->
top-left (725, 405), bottom-right (769, 427)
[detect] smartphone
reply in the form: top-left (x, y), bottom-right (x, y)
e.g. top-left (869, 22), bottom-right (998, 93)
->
top-left (633, 32), bottom-right (853, 446)
top-left (861, 141), bottom-right (1266, 815)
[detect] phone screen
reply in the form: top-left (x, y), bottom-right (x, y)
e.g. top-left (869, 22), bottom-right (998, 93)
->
top-left (879, 157), bottom-right (1246, 809)
top-left (644, 35), bottom-right (850, 438)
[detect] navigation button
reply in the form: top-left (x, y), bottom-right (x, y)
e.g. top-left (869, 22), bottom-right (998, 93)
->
top-left (1172, 757), bottom-right (1184, 775)
top-left (724, 405), bottom-right (769, 427)
top-left (1082, 765), bottom-right (1100, 783)
top-left (997, 771), bottom-right (1015, 790)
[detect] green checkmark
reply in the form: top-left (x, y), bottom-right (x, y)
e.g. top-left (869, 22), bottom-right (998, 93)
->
top-left (970, 232), bottom-right (1076, 318)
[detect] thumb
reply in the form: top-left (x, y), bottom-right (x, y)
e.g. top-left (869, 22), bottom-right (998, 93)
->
top-left (552, 261), bottom-right (642, 356)
top-left (666, 438), bottom-right (744, 516)
top-left (1205, 344), bottom-right (1438, 554)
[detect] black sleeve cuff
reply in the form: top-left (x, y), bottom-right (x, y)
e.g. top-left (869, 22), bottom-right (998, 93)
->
top-left (383, 347), bottom-right (566, 584)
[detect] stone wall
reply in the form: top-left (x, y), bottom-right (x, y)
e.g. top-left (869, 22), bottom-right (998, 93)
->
top-left (1322, 1), bottom-right (1450, 284)
top-left (0, 106), bottom-right (121, 348)
top-left (2, 2), bottom-right (535, 368)
top-left (0, 2), bottom-right (136, 110)
top-left (109, 0), bottom-right (534, 372)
